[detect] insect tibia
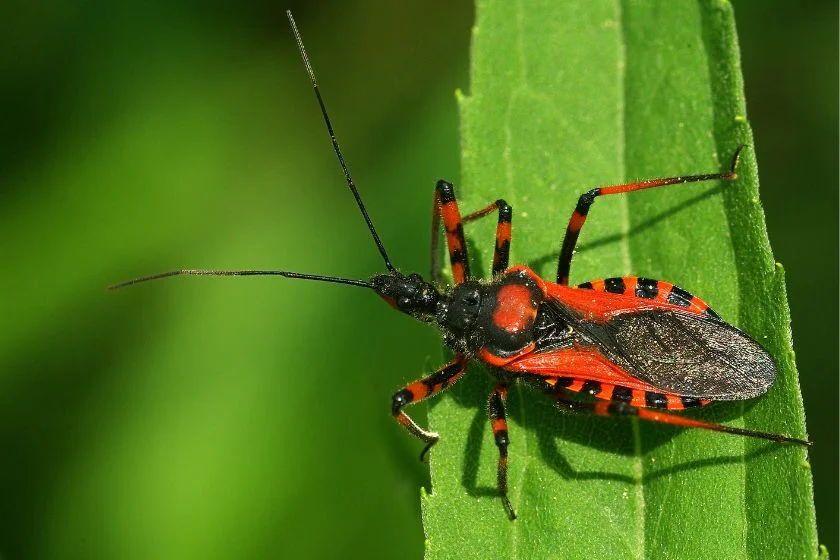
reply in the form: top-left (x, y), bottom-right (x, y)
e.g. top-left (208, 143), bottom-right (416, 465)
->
top-left (635, 407), bottom-right (810, 447)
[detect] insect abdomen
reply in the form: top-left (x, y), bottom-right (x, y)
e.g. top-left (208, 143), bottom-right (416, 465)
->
top-left (578, 276), bottom-right (720, 320)
top-left (547, 377), bottom-right (711, 410)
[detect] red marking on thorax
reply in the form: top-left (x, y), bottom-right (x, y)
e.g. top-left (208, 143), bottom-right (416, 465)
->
top-left (493, 284), bottom-right (537, 333)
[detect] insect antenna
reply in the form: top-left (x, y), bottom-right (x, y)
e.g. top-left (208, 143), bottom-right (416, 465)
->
top-left (110, 12), bottom-right (395, 291)
top-left (108, 269), bottom-right (372, 291)
top-left (286, 10), bottom-right (395, 273)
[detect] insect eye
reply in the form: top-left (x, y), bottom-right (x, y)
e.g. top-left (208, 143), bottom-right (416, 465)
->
top-left (465, 291), bottom-right (479, 306)
top-left (398, 297), bottom-right (411, 308)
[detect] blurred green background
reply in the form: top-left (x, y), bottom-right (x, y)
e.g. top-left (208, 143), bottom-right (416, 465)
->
top-left (0, 1), bottom-right (835, 558)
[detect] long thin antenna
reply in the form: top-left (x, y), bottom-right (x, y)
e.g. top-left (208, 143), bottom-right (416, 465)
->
top-left (108, 269), bottom-right (372, 291)
top-left (286, 10), bottom-right (395, 272)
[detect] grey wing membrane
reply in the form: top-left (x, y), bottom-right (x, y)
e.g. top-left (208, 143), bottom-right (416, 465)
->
top-left (587, 309), bottom-right (777, 400)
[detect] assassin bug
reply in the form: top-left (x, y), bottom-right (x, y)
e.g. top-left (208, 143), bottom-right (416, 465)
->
top-left (111, 11), bottom-right (810, 521)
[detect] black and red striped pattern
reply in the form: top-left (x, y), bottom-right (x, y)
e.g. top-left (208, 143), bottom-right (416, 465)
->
top-left (462, 199), bottom-right (512, 277)
top-left (556, 146), bottom-right (744, 286)
top-left (432, 181), bottom-right (470, 284)
top-left (546, 376), bottom-right (711, 411)
top-left (577, 276), bottom-right (720, 319)
top-left (391, 354), bottom-right (468, 460)
top-left (487, 384), bottom-right (515, 519)
top-left (431, 180), bottom-right (513, 284)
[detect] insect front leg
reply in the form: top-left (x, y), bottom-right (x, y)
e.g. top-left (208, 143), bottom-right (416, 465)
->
top-left (392, 354), bottom-right (468, 461)
top-left (461, 199), bottom-right (513, 277)
top-left (431, 180), bottom-right (514, 282)
top-left (488, 383), bottom-right (516, 520)
top-left (555, 145), bottom-right (745, 285)
top-left (431, 181), bottom-right (472, 285)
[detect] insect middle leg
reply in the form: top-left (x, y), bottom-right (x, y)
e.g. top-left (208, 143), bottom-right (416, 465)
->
top-left (392, 354), bottom-right (469, 460)
top-left (431, 180), bottom-right (513, 283)
top-left (555, 145), bottom-right (745, 285)
top-left (548, 385), bottom-right (809, 446)
top-left (488, 383), bottom-right (516, 520)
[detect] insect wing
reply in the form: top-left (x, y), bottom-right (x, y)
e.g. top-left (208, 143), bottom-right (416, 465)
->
top-left (594, 309), bottom-right (776, 400)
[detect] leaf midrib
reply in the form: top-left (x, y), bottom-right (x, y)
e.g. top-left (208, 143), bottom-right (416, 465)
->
top-left (615, 3), bottom-right (647, 558)
top-left (501, 1), bottom-right (648, 555)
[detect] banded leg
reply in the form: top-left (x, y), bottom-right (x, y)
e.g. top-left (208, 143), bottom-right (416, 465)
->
top-left (556, 145), bottom-right (745, 285)
top-left (431, 180), bottom-right (513, 283)
top-left (431, 181), bottom-right (470, 285)
top-left (488, 383), bottom-right (516, 520)
top-left (463, 199), bottom-right (513, 278)
top-left (548, 387), bottom-right (810, 446)
top-left (392, 354), bottom-right (468, 460)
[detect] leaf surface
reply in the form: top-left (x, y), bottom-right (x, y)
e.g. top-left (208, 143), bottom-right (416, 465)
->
top-left (422, 1), bottom-right (819, 558)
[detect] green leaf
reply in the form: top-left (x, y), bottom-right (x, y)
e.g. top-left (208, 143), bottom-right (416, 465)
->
top-left (422, 1), bottom-right (819, 558)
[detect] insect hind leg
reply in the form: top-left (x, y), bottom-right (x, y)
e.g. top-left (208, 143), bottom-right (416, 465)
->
top-left (548, 385), bottom-right (810, 447)
top-left (555, 145), bottom-right (745, 285)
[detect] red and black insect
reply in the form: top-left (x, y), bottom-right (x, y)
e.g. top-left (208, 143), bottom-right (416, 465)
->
top-left (112, 12), bottom-right (810, 521)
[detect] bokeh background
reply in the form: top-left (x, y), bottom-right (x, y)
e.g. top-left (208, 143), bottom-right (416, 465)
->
top-left (0, 1), bottom-right (835, 558)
